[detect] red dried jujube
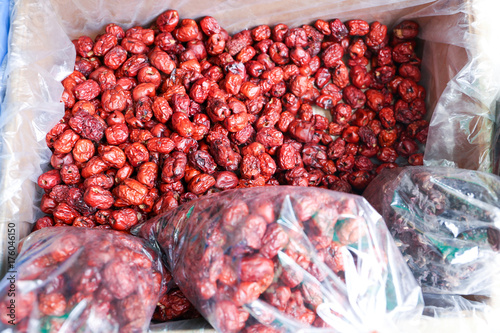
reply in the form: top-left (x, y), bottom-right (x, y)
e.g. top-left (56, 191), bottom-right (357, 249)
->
top-left (37, 12), bottom-right (427, 284)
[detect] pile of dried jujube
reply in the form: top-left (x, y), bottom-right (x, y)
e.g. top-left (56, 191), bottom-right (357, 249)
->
top-left (32, 9), bottom-right (428, 324)
top-left (36, 11), bottom-right (427, 232)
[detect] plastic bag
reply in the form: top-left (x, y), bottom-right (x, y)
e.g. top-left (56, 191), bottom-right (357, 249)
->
top-left (363, 166), bottom-right (500, 296)
top-left (0, 227), bottom-right (166, 332)
top-left (135, 186), bottom-right (423, 332)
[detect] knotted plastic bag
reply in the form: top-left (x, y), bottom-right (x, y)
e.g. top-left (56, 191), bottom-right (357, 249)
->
top-left (136, 186), bottom-right (423, 333)
top-left (364, 166), bottom-right (500, 296)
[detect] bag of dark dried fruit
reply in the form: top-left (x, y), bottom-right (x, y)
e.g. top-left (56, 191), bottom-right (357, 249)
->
top-left (135, 186), bottom-right (424, 332)
top-left (0, 227), bottom-right (167, 332)
top-left (364, 167), bottom-right (500, 296)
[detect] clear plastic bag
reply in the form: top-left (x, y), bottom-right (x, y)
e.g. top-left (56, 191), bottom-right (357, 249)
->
top-left (135, 186), bottom-right (423, 333)
top-left (0, 227), bottom-right (166, 332)
top-left (363, 166), bottom-right (500, 296)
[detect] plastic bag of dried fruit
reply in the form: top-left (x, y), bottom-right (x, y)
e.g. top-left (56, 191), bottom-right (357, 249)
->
top-left (363, 166), bottom-right (500, 296)
top-left (0, 227), bottom-right (167, 332)
top-left (135, 186), bottom-right (424, 333)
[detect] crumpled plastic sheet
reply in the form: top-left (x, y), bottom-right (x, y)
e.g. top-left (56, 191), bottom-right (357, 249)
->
top-left (0, 0), bottom-right (10, 115)
top-left (0, 0), bottom-right (7, 63)
top-left (135, 186), bottom-right (424, 333)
